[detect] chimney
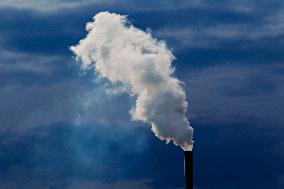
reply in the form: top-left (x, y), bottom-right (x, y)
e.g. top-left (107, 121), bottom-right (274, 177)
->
top-left (184, 151), bottom-right (193, 189)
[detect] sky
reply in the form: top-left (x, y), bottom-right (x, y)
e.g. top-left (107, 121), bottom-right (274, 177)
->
top-left (0, 0), bottom-right (283, 189)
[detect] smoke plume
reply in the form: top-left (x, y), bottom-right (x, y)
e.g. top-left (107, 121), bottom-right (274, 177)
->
top-left (70, 12), bottom-right (193, 151)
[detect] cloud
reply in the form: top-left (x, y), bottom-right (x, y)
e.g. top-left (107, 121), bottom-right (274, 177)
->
top-left (0, 77), bottom-right (139, 137)
top-left (0, 0), bottom-right (104, 12)
top-left (157, 14), bottom-right (284, 48)
top-left (183, 63), bottom-right (284, 126)
top-left (0, 122), bottom-right (151, 176)
top-left (0, 8), bottom-right (85, 55)
top-left (0, 122), bottom-right (181, 189)
top-left (0, 48), bottom-right (137, 137)
top-left (0, 50), bottom-right (76, 134)
top-left (0, 0), bottom-right (202, 12)
top-left (0, 0), bottom-right (220, 12)
top-left (0, 50), bottom-right (62, 75)
top-left (2, 0), bottom-right (279, 13)
top-left (1, 0), bottom-right (283, 56)
top-left (157, 12), bottom-right (284, 50)
top-left (0, 80), bottom-right (77, 135)
top-left (152, 1), bottom-right (284, 50)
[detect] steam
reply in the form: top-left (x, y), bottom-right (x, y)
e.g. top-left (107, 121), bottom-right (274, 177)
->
top-left (70, 12), bottom-right (193, 151)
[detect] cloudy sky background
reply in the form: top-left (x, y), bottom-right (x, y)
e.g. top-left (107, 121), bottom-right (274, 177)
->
top-left (0, 0), bottom-right (283, 188)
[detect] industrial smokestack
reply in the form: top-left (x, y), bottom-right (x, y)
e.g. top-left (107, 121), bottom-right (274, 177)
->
top-left (184, 151), bottom-right (193, 189)
top-left (71, 11), bottom-right (195, 188)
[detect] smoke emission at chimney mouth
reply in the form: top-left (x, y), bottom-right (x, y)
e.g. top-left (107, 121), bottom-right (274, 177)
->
top-left (70, 11), bottom-right (194, 151)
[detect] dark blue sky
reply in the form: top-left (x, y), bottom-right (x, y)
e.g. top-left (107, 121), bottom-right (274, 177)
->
top-left (0, 1), bottom-right (283, 189)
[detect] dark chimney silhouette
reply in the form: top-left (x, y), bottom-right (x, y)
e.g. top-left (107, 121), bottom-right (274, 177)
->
top-left (184, 151), bottom-right (193, 189)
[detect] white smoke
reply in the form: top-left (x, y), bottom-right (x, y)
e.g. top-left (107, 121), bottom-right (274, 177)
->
top-left (70, 11), bottom-right (193, 151)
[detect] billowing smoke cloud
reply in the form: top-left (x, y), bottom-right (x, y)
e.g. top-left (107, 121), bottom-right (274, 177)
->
top-left (70, 12), bottom-right (193, 151)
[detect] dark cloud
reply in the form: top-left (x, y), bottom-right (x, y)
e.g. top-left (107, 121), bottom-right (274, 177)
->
top-left (194, 124), bottom-right (284, 189)
top-left (0, 8), bottom-right (87, 55)
top-left (0, 123), bottom-right (179, 189)
top-left (1, 0), bottom-right (284, 60)
top-left (180, 63), bottom-right (284, 126)
top-left (0, 122), bottom-right (283, 189)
